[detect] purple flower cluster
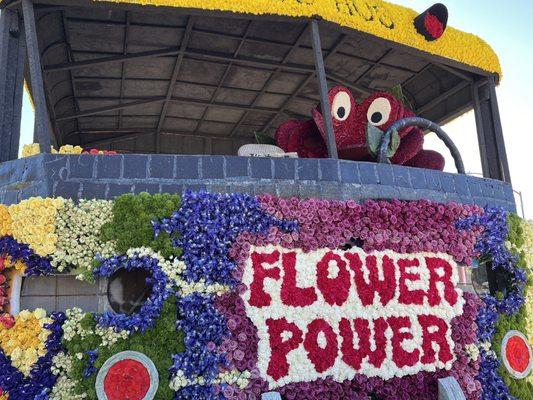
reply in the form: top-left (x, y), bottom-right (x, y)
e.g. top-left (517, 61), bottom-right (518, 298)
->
top-left (0, 235), bottom-right (53, 275)
top-left (214, 291), bottom-right (258, 372)
top-left (0, 312), bottom-right (65, 400)
top-left (93, 253), bottom-right (173, 333)
top-left (255, 196), bottom-right (483, 264)
top-left (162, 192), bottom-right (518, 400)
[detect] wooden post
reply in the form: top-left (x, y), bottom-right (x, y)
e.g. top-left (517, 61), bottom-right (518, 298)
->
top-left (22, 0), bottom-right (52, 153)
top-left (310, 19), bottom-right (337, 159)
top-left (0, 9), bottom-right (26, 162)
top-left (472, 77), bottom-right (511, 183)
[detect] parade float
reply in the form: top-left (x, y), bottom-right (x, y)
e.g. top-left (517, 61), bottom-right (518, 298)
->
top-left (0, 0), bottom-right (531, 399)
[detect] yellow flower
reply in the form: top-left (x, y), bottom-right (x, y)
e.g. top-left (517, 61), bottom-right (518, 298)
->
top-left (22, 143), bottom-right (85, 157)
top-left (0, 310), bottom-right (50, 376)
top-left (96, 0), bottom-right (501, 78)
top-left (0, 204), bottom-right (13, 236)
top-left (21, 143), bottom-right (41, 158)
top-left (58, 145), bottom-right (84, 155)
top-left (9, 258), bottom-right (27, 273)
top-left (9, 197), bottom-right (65, 256)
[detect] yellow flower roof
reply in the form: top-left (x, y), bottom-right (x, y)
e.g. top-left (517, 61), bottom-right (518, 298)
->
top-left (97, 0), bottom-right (501, 78)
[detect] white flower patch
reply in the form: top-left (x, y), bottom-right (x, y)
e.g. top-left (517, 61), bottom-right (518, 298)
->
top-left (465, 343), bottom-right (480, 362)
top-left (50, 353), bottom-right (87, 400)
top-left (169, 369), bottom-right (251, 391)
top-left (52, 199), bottom-right (116, 279)
top-left (126, 247), bottom-right (186, 289)
top-left (64, 307), bottom-right (129, 346)
top-left (241, 245), bottom-right (465, 389)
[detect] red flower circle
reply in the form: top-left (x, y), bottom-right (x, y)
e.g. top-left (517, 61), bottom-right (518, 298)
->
top-left (103, 359), bottom-right (150, 400)
top-left (505, 336), bottom-right (530, 373)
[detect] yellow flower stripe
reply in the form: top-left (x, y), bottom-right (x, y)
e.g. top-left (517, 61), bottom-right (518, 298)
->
top-left (8, 197), bottom-right (65, 256)
top-left (0, 309), bottom-right (51, 376)
top-left (96, 0), bottom-right (501, 78)
top-left (0, 204), bottom-right (13, 236)
top-left (22, 144), bottom-right (84, 158)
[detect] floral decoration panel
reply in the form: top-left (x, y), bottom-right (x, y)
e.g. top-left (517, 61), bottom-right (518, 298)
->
top-left (0, 191), bottom-right (531, 400)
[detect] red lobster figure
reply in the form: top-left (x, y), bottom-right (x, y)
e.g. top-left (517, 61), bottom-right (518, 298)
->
top-left (275, 86), bottom-right (445, 170)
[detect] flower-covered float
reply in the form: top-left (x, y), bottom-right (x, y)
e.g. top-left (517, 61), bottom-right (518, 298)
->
top-left (0, 192), bottom-right (531, 399)
top-left (0, 0), bottom-right (530, 399)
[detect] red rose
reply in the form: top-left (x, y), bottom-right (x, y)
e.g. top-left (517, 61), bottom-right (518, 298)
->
top-left (0, 314), bottom-right (15, 329)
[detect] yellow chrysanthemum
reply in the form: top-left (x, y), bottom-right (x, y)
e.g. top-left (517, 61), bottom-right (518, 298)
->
top-left (21, 143), bottom-right (41, 158)
top-left (0, 204), bottom-right (13, 236)
top-left (97, 0), bottom-right (501, 78)
top-left (0, 309), bottom-right (51, 376)
top-left (22, 143), bottom-right (85, 157)
top-left (9, 197), bottom-right (65, 256)
top-left (3, 256), bottom-right (26, 273)
top-left (58, 145), bottom-right (83, 155)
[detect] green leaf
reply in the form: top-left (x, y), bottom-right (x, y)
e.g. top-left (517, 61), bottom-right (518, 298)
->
top-left (255, 131), bottom-right (277, 145)
top-left (388, 129), bottom-right (400, 158)
top-left (385, 84), bottom-right (413, 110)
top-left (386, 84), bottom-right (404, 100)
top-left (366, 124), bottom-right (383, 157)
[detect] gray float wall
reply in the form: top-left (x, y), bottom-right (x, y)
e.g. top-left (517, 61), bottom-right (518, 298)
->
top-left (0, 154), bottom-right (516, 211)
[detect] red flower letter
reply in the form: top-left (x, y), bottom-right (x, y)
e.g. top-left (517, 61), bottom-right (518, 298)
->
top-left (280, 251), bottom-right (317, 307)
top-left (339, 317), bottom-right (388, 370)
top-left (388, 316), bottom-right (420, 368)
top-left (303, 319), bottom-right (338, 373)
top-left (266, 318), bottom-right (303, 381)
top-left (418, 314), bottom-right (453, 364)
top-left (249, 250), bottom-right (280, 307)
top-left (425, 257), bottom-right (458, 306)
top-left (316, 252), bottom-right (350, 306)
top-left (398, 258), bottom-right (425, 305)
top-left (346, 253), bottom-right (396, 306)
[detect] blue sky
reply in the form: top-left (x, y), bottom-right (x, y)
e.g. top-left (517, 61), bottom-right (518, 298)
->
top-left (18, 1), bottom-right (533, 217)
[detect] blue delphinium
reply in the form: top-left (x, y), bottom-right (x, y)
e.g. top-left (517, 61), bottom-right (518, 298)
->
top-left (0, 312), bottom-right (65, 400)
top-left (160, 191), bottom-right (296, 399)
top-left (83, 349), bottom-right (99, 378)
top-left (0, 236), bottom-right (53, 275)
top-left (93, 253), bottom-right (173, 333)
top-left (458, 207), bottom-right (525, 400)
top-left (153, 190), bottom-right (296, 286)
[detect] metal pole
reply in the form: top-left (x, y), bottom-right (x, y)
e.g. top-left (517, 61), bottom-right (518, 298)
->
top-left (310, 19), bottom-right (337, 159)
top-left (22, 0), bottom-right (52, 153)
top-left (472, 82), bottom-right (490, 177)
top-left (513, 190), bottom-right (525, 219)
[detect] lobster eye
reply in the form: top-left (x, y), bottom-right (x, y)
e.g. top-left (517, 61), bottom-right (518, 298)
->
top-left (331, 91), bottom-right (351, 122)
top-left (367, 97), bottom-right (392, 127)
